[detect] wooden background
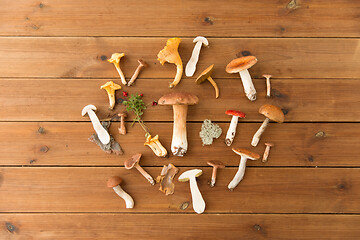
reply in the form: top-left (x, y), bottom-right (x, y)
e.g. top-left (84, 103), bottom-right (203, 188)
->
top-left (1, 0), bottom-right (360, 239)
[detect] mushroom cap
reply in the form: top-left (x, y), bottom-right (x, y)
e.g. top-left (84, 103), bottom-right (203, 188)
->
top-left (195, 64), bottom-right (214, 84)
top-left (107, 176), bottom-right (122, 188)
top-left (157, 38), bottom-right (182, 66)
top-left (137, 59), bottom-right (148, 67)
top-left (259, 104), bottom-right (285, 123)
top-left (178, 169), bottom-right (203, 182)
top-left (158, 92), bottom-right (199, 106)
top-left (265, 142), bottom-right (274, 147)
top-left (100, 81), bottom-right (121, 91)
top-left (81, 104), bottom-right (97, 116)
top-left (108, 53), bottom-right (125, 64)
top-left (193, 36), bottom-right (209, 46)
top-left (225, 110), bottom-right (246, 118)
top-left (262, 74), bottom-right (272, 79)
top-left (124, 153), bottom-right (142, 169)
top-left (226, 56), bottom-right (257, 73)
top-left (232, 148), bottom-right (260, 160)
top-left (207, 160), bottom-right (225, 168)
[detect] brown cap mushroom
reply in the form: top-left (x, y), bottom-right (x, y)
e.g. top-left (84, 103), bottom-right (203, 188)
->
top-left (207, 160), bottom-right (225, 187)
top-left (107, 176), bottom-right (134, 208)
top-left (124, 153), bottom-right (155, 185)
top-left (195, 64), bottom-right (219, 98)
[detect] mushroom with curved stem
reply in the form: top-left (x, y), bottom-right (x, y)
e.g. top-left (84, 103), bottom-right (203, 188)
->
top-left (251, 104), bottom-right (284, 147)
top-left (144, 134), bottom-right (168, 157)
top-left (100, 81), bottom-right (121, 110)
top-left (157, 38), bottom-right (183, 88)
top-left (124, 153), bottom-right (155, 185)
top-left (118, 112), bottom-right (127, 135)
top-left (228, 148), bottom-right (260, 190)
top-left (128, 59), bottom-right (148, 86)
top-left (262, 142), bottom-right (274, 163)
top-left (158, 92), bottom-right (199, 156)
top-left (178, 169), bottom-right (205, 214)
top-left (263, 74), bottom-right (272, 98)
top-left (82, 104), bottom-right (110, 145)
top-left (185, 36), bottom-right (209, 77)
top-left (107, 176), bottom-right (134, 209)
top-left (226, 56), bottom-right (258, 101)
top-left (224, 110), bottom-right (246, 146)
top-left (108, 53), bottom-right (127, 85)
top-left (195, 64), bottom-right (219, 98)
top-left (207, 160), bottom-right (225, 187)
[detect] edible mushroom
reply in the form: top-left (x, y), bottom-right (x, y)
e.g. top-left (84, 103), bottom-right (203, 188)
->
top-left (108, 53), bottom-right (127, 85)
top-left (128, 59), bottom-right (148, 86)
top-left (118, 112), bottom-right (127, 135)
top-left (178, 169), bottom-right (205, 214)
top-left (185, 36), bottom-right (209, 77)
top-left (124, 153), bottom-right (155, 185)
top-left (226, 56), bottom-right (258, 101)
top-left (100, 81), bottom-right (121, 110)
top-left (157, 38), bottom-right (183, 88)
top-left (263, 74), bottom-right (272, 98)
top-left (82, 104), bottom-right (110, 145)
top-left (251, 104), bottom-right (284, 147)
top-left (107, 176), bottom-right (134, 208)
top-left (228, 148), bottom-right (260, 190)
top-left (262, 142), bottom-right (274, 163)
top-left (144, 134), bottom-right (168, 157)
top-left (224, 110), bottom-right (246, 146)
top-left (195, 64), bottom-right (219, 98)
top-left (158, 92), bottom-right (199, 156)
top-left (207, 160), bottom-right (225, 187)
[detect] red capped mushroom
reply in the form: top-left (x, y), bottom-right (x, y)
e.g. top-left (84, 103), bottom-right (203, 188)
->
top-left (224, 110), bottom-right (246, 146)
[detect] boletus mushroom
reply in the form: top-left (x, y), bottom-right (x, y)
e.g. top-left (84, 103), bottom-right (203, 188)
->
top-left (195, 64), bottom-right (219, 98)
top-left (225, 110), bottom-right (246, 146)
top-left (158, 92), bottom-right (199, 156)
top-left (107, 176), bottom-right (134, 208)
top-left (226, 56), bottom-right (258, 101)
top-left (107, 53), bottom-right (127, 85)
top-left (207, 160), bottom-right (225, 187)
top-left (228, 148), bottom-right (260, 190)
top-left (157, 38), bottom-right (183, 88)
top-left (251, 104), bottom-right (284, 147)
top-left (124, 153), bottom-right (155, 185)
top-left (100, 81), bottom-right (121, 110)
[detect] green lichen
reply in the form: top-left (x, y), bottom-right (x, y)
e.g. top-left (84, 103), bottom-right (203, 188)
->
top-left (199, 119), bottom-right (222, 146)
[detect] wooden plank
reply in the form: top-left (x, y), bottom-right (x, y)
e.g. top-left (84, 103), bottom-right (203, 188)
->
top-left (1, 0), bottom-right (359, 37)
top-left (0, 167), bottom-right (358, 213)
top-left (1, 214), bottom-right (359, 240)
top-left (0, 38), bottom-right (359, 79)
top-left (0, 122), bottom-right (358, 167)
top-left (2, 79), bottom-right (360, 122)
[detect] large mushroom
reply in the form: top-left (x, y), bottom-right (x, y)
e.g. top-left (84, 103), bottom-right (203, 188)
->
top-left (195, 64), bottom-right (219, 98)
top-left (107, 53), bottom-right (127, 85)
top-left (100, 81), bottom-right (121, 110)
top-left (107, 176), bottom-right (134, 208)
top-left (251, 104), bottom-right (284, 147)
top-left (158, 92), bottom-right (199, 156)
top-left (124, 153), bottom-right (155, 185)
top-left (226, 56), bottom-right (258, 101)
top-left (224, 110), bottom-right (246, 146)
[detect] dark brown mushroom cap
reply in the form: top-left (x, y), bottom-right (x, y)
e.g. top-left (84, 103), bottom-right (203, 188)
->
top-left (232, 148), bottom-right (260, 160)
top-left (195, 64), bottom-right (214, 84)
top-left (158, 92), bottom-right (199, 106)
top-left (207, 160), bottom-right (225, 168)
top-left (107, 176), bottom-right (122, 188)
top-left (124, 153), bottom-right (142, 169)
top-left (259, 104), bottom-right (285, 123)
top-left (226, 56), bottom-right (257, 73)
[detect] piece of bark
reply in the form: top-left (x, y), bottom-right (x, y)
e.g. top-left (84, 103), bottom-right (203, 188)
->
top-left (157, 163), bottom-right (179, 195)
top-left (89, 121), bottom-right (124, 155)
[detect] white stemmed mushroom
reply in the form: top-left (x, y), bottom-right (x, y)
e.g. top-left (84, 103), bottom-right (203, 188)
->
top-left (158, 92), bottom-right (199, 157)
top-left (178, 169), bottom-right (205, 214)
top-left (185, 36), bottom-right (209, 77)
top-left (107, 176), bottom-right (134, 209)
top-left (81, 105), bottom-right (110, 145)
top-left (228, 148), bottom-right (260, 190)
top-left (224, 110), bottom-right (246, 146)
top-left (263, 74), bottom-right (272, 98)
top-left (226, 56), bottom-right (258, 101)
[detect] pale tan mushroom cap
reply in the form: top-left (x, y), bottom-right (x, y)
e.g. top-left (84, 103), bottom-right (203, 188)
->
top-left (195, 64), bottom-right (214, 84)
top-left (124, 153), bottom-right (142, 169)
top-left (226, 56), bottom-right (257, 73)
top-left (107, 176), bottom-right (122, 188)
top-left (232, 148), bottom-right (260, 160)
top-left (259, 104), bottom-right (285, 123)
top-left (207, 160), bottom-right (225, 168)
top-left (158, 92), bottom-right (199, 105)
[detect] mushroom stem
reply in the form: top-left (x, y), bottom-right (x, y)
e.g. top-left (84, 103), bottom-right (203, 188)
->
top-left (169, 64), bottom-right (183, 89)
top-left (144, 135), bottom-right (168, 157)
top-left (251, 118), bottom-right (270, 147)
top-left (189, 175), bottom-right (206, 214)
top-left (210, 167), bottom-right (218, 187)
top-left (113, 185), bottom-right (134, 208)
top-left (85, 109), bottom-right (110, 145)
top-left (264, 75), bottom-right (272, 97)
top-left (225, 116), bottom-right (239, 146)
top-left (228, 155), bottom-right (247, 190)
top-left (128, 61), bottom-right (146, 86)
top-left (185, 41), bottom-right (202, 77)
top-left (118, 114), bottom-right (126, 135)
top-left (107, 91), bottom-right (116, 110)
top-left (114, 63), bottom-right (127, 85)
top-left (262, 145), bottom-right (271, 163)
top-left (239, 69), bottom-right (256, 101)
top-left (171, 105), bottom-right (188, 156)
top-left (207, 76), bottom-right (219, 98)
top-left (135, 164), bottom-right (155, 185)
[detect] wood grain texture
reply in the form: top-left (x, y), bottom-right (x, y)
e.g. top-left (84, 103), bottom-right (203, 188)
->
top-left (0, 167), bottom-right (358, 213)
top-left (0, 122), bottom-right (357, 167)
top-left (1, 214), bottom-right (359, 240)
top-left (2, 78), bottom-right (360, 122)
top-left (1, 0), bottom-right (359, 37)
top-left (0, 38), bottom-right (359, 79)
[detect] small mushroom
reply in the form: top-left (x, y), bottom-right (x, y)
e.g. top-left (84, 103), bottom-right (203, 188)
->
top-left (82, 105), bottom-right (110, 145)
top-left (263, 74), bottom-right (272, 98)
top-left (157, 163), bottom-right (179, 195)
top-left (157, 38), bottom-right (183, 88)
top-left (107, 176), bottom-right (134, 208)
top-left (185, 36), bottom-right (209, 77)
top-left (101, 81), bottom-right (121, 110)
top-left (158, 92), bottom-right (199, 156)
top-left (128, 59), bottom-right (148, 86)
top-left (108, 53), bottom-right (127, 85)
top-left (262, 142), bottom-right (274, 163)
top-left (144, 134), bottom-right (168, 157)
top-left (226, 56), bottom-right (258, 101)
top-left (224, 110), bottom-right (246, 146)
top-left (118, 112), bottom-right (127, 135)
top-left (178, 169), bottom-right (205, 214)
top-left (207, 160), bottom-right (225, 187)
top-left (251, 104), bottom-right (284, 147)
top-left (124, 153), bottom-right (155, 185)
top-left (195, 64), bottom-right (219, 98)
top-left (228, 148), bottom-right (260, 190)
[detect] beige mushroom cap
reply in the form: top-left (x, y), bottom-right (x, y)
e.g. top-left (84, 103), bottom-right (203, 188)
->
top-left (195, 64), bottom-right (214, 84)
top-left (259, 104), bottom-right (285, 123)
top-left (107, 176), bottom-right (122, 188)
top-left (232, 148), bottom-right (260, 160)
top-left (124, 153), bottom-right (142, 169)
top-left (226, 56), bottom-right (257, 73)
top-left (158, 92), bottom-right (199, 106)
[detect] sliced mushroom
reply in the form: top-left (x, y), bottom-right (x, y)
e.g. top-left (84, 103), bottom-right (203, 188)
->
top-left (195, 64), bottom-right (219, 98)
